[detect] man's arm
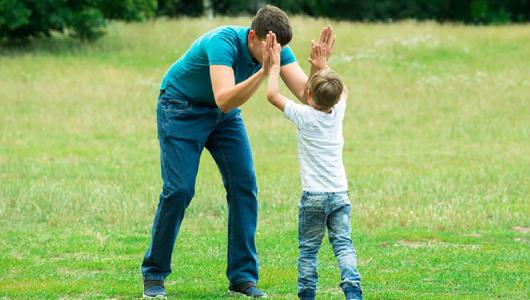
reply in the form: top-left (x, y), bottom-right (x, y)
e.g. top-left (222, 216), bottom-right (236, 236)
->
top-left (280, 26), bottom-right (336, 104)
top-left (211, 66), bottom-right (266, 113)
top-left (210, 32), bottom-right (274, 113)
top-left (266, 40), bottom-right (287, 111)
top-left (280, 62), bottom-right (309, 104)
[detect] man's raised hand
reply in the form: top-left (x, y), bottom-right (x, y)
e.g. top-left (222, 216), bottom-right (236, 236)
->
top-left (262, 32), bottom-right (272, 75)
top-left (263, 31), bottom-right (281, 75)
top-left (265, 32), bottom-right (286, 111)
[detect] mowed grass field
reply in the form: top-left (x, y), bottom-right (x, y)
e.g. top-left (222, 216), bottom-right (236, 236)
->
top-left (1, 16), bottom-right (529, 299)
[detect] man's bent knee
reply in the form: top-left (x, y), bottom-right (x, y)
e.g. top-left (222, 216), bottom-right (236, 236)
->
top-left (161, 184), bottom-right (195, 206)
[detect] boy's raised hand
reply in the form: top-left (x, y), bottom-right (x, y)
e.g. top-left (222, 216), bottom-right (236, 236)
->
top-left (308, 42), bottom-right (328, 70)
top-left (319, 25), bottom-right (336, 59)
top-left (271, 34), bottom-right (281, 68)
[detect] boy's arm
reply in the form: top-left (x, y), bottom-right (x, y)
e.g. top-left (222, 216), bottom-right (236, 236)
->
top-left (266, 64), bottom-right (288, 111)
top-left (267, 66), bottom-right (311, 128)
top-left (266, 40), bottom-right (288, 111)
top-left (267, 58), bottom-right (310, 129)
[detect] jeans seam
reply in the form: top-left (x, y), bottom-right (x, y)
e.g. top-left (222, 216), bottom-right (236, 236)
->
top-left (211, 132), bottom-right (236, 270)
top-left (148, 107), bottom-right (171, 263)
top-left (149, 138), bottom-right (171, 265)
top-left (298, 203), bottom-right (325, 292)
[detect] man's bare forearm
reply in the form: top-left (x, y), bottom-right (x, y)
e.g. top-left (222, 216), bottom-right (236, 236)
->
top-left (302, 63), bottom-right (328, 103)
top-left (216, 69), bottom-right (266, 112)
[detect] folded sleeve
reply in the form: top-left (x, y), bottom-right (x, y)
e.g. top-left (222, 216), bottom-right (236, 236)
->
top-left (280, 45), bottom-right (296, 66)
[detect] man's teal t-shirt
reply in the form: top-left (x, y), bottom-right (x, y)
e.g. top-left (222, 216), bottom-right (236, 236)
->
top-left (160, 26), bottom-right (296, 104)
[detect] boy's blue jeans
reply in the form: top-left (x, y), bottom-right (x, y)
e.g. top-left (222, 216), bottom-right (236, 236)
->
top-left (298, 191), bottom-right (361, 296)
top-left (141, 92), bottom-right (259, 285)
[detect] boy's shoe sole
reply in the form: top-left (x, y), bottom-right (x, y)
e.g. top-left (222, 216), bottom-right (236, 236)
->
top-left (143, 294), bottom-right (167, 299)
top-left (228, 290), bottom-right (268, 298)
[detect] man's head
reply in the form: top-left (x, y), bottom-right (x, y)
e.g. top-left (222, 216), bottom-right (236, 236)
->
top-left (248, 5), bottom-right (292, 64)
top-left (307, 69), bottom-right (344, 110)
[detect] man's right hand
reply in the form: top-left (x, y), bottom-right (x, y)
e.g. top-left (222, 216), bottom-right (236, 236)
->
top-left (266, 33), bottom-right (287, 112)
top-left (262, 31), bottom-right (274, 75)
top-left (261, 31), bottom-right (272, 76)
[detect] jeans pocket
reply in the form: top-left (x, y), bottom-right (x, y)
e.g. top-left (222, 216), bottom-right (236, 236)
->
top-left (300, 192), bottom-right (326, 209)
top-left (299, 207), bottom-right (325, 239)
top-left (160, 98), bottom-right (192, 117)
top-left (332, 192), bottom-right (350, 207)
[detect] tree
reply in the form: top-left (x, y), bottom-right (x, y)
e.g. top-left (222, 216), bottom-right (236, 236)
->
top-left (0, 0), bottom-right (156, 42)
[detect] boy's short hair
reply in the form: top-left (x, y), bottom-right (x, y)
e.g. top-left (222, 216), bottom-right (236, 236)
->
top-left (251, 5), bottom-right (292, 46)
top-left (308, 69), bottom-right (344, 109)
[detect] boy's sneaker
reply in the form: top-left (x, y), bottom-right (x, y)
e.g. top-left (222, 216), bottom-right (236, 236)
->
top-left (228, 281), bottom-right (267, 298)
top-left (143, 280), bottom-right (167, 299)
top-left (344, 285), bottom-right (363, 300)
top-left (298, 289), bottom-right (316, 300)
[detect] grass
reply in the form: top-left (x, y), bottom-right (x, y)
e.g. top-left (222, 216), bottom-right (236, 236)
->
top-left (0, 16), bottom-right (529, 299)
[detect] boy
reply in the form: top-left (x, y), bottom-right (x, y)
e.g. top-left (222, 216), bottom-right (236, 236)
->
top-left (265, 35), bottom-right (362, 300)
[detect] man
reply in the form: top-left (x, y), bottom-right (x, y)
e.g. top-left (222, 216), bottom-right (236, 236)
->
top-left (141, 5), bottom-right (336, 298)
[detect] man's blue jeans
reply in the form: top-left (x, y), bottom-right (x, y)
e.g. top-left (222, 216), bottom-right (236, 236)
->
top-left (141, 92), bottom-right (259, 285)
top-left (298, 191), bottom-right (361, 296)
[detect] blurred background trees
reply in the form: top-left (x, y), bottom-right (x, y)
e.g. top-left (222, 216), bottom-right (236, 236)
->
top-left (0, 0), bottom-right (156, 41)
top-left (156, 0), bottom-right (530, 23)
top-left (1, 0), bottom-right (529, 42)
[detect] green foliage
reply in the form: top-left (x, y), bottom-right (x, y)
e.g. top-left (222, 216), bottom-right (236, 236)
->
top-left (156, 0), bottom-right (203, 17)
top-left (0, 0), bottom-right (156, 42)
top-left (2, 0), bottom-right (528, 43)
top-left (100, 0), bottom-right (157, 21)
top-left (264, 0), bottom-right (530, 23)
top-left (211, 0), bottom-right (260, 15)
top-left (155, 0), bottom-right (530, 24)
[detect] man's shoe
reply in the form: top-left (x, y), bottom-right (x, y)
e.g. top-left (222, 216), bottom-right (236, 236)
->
top-left (143, 280), bottom-right (167, 299)
top-left (344, 284), bottom-right (363, 300)
top-left (298, 289), bottom-right (316, 300)
top-left (228, 281), bottom-right (267, 298)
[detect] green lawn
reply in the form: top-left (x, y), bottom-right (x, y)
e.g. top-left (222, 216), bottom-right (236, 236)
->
top-left (0, 17), bottom-right (529, 299)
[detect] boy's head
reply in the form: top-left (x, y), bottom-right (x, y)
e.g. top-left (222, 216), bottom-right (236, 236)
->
top-left (307, 69), bottom-right (344, 110)
top-left (248, 5), bottom-right (292, 63)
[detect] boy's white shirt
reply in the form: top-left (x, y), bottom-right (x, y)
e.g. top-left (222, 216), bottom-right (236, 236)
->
top-left (283, 95), bottom-right (348, 192)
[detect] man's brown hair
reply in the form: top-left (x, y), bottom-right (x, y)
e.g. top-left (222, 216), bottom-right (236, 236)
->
top-left (251, 5), bottom-right (292, 46)
top-left (308, 69), bottom-right (344, 109)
